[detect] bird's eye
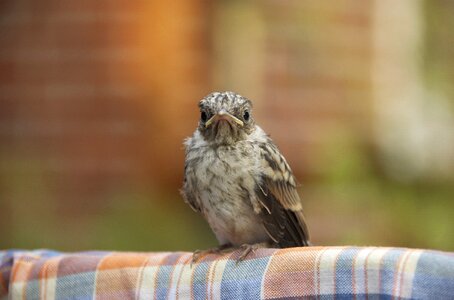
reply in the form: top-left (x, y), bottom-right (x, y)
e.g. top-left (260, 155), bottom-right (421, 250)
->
top-left (201, 111), bottom-right (208, 122)
top-left (243, 110), bottom-right (250, 121)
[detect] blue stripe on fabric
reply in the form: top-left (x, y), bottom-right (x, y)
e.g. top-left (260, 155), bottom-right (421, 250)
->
top-left (319, 294), bottom-right (400, 300)
top-left (155, 265), bottom-right (173, 300)
top-left (270, 294), bottom-right (403, 300)
top-left (379, 248), bottom-right (405, 296)
top-left (55, 272), bottom-right (97, 300)
top-left (154, 253), bottom-right (184, 300)
top-left (412, 251), bottom-right (454, 299)
top-left (335, 247), bottom-right (360, 296)
top-left (220, 257), bottom-right (270, 300)
top-left (25, 280), bottom-right (39, 300)
top-left (192, 260), bottom-right (211, 300)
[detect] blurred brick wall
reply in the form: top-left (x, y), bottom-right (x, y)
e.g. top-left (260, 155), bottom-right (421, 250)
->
top-left (261, 1), bottom-right (373, 178)
top-left (0, 0), bottom-right (374, 203)
top-left (214, 0), bottom-right (373, 179)
top-left (0, 0), bottom-right (211, 215)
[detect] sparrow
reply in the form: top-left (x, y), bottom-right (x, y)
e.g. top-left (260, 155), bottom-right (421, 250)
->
top-left (181, 91), bottom-right (310, 261)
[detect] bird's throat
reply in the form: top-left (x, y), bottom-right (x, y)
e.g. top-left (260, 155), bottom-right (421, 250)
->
top-left (215, 121), bottom-right (235, 141)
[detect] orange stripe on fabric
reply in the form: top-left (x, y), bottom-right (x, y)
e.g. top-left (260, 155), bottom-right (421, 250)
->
top-left (20, 261), bottom-right (35, 300)
top-left (11, 260), bottom-right (28, 282)
top-left (0, 270), bottom-right (7, 295)
top-left (39, 256), bottom-right (61, 300)
top-left (92, 253), bottom-right (113, 299)
top-left (207, 258), bottom-right (219, 300)
top-left (263, 247), bottom-right (320, 299)
top-left (97, 253), bottom-right (150, 270)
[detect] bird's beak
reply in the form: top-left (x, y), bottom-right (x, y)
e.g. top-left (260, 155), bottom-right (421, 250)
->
top-left (205, 110), bottom-right (244, 128)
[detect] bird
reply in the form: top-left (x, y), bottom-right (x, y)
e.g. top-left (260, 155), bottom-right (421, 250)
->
top-left (181, 91), bottom-right (310, 261)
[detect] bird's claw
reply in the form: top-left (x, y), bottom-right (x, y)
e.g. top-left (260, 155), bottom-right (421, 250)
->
top-left (191, 244), bottom-right (232, 266)
top-left (191, 249), bottom-right (203, 266)
top-left (191, 243), bottom-right (267, 266)
top-left (236, 243), bottom-right (264, 263)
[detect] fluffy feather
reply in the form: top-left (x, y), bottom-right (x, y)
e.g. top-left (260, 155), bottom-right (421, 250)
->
top-left (181, 91), bottom-right (311, 248)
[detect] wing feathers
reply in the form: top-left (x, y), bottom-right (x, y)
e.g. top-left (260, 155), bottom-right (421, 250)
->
top-left (256, 140), bottom-right (310, 247)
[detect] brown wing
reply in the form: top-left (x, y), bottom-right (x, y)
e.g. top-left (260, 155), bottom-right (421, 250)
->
top-left (256, 141), bottom-right (310, 247)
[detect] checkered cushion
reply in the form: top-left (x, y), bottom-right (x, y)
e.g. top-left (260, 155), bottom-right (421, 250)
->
top-left (1, 247), bottom-right (454, 299)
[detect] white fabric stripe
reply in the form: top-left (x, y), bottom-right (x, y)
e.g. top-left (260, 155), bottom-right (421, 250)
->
top-left (398, 250), bottom-right (423, 298)
top-left (366, 248), bottom-right (390, 294)
top-left (42, 278), bottom-right (57, 300)
top-left (136, 254), bottom-right (168, 300)
top-left (168, 254), bottom-right (192, 300)
top-left (393, 250), bottom-right (411, 297)
top-left (136, 266), bottom-right (160, 299)
top-left (353, 248), bottom-right (375, 295)
top-left (313, 248), bottom-right (326, 295)
top-left (318, 248), bottom-right (344, 295)
top-left (10, 282), bottom-right (24, 300)
top-left (175, 254), bottom-right (195, 300)
top-left (206, 258), bottom-right (229, 300)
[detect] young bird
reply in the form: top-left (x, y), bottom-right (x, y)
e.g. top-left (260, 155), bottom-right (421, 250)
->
top-left (181, 91), bottom-right (310, 261)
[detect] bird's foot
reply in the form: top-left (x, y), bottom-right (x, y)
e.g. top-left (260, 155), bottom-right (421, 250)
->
top-left (191, 244), bottom-right (232, 265)
top-left (236, 242), bottom-right (269, 263)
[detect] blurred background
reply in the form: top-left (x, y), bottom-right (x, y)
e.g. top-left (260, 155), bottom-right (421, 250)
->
top-left (1, 0), bottom-right (453, 252)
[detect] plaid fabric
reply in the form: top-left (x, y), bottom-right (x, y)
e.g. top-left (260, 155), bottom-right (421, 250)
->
top-left (1, 247), bottom-right (453, 299)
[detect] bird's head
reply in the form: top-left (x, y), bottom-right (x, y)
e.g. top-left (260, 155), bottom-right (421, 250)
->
top-left (198, 91), bottom-right (255, 145)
